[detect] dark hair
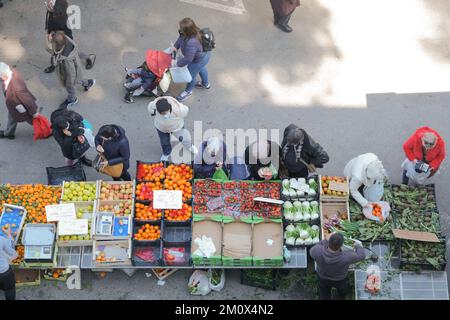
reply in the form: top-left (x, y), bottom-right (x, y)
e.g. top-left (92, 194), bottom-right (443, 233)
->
top-left (179, 17), bottom-right (201, 42)
top-left (53, 0), bottom-right (69, 20)
top-left (156, 98), bottom-right (172, 114)
top-left (328, 233), bottom-right (344, 251)
top-left (98, 125), bottom-right (117, 139)
top-left (52, 31), bottom-right (67, 52)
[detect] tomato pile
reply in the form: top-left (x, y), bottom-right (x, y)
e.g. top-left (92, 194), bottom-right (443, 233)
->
top-left (135, 202), bottom-right (162, 221)
top-left (134, 224), bottom-right (161, 241)
top-left (136, 162), bottom-right (165, 181)
top-left (165, 203), bottom-right (192, 221)
top-left (0, 184), bottom-right (61, 223)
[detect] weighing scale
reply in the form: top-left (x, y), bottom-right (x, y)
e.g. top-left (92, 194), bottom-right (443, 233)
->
top-left (22, 224), bottom-right (56, 263)
top-left (95, 212), bottom-right (114, 236)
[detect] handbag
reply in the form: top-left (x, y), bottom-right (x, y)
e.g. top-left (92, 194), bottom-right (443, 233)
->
top-left (300, 159), bottom-right (317, 173)
top-left (169, 65), bottom-right (192, 83)
top-left (72, 137), bottom-right (90, 159)
top-left (93, 153), bottom-right (124, 178)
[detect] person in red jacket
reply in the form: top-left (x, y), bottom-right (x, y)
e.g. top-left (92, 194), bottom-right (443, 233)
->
top-left (402, 127), bottom-right (446, 185)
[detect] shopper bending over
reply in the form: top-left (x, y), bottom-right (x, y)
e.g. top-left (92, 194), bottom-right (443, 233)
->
top-left (194, 137), bottom-right (228, 179)
top-left (245, 140), bottom-right (281, 181)
top-left (310, 233), bottom-right (366, 300)
top-left (402, 126), bottom-right (446, 186)
top-left (281, 124), bottom-right (329, 178)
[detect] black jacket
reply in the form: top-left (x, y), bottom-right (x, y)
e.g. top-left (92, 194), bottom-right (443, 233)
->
top-left (281, 124), bottom-right (329, 169)
top-left (95, 125), bottom-right (130, 170)
top-left (45, 9), bottom-right (73, 39)
top-left (51, 109), bottom-right (85, 160)
top-left (244, 141), bottom-right (281, 180)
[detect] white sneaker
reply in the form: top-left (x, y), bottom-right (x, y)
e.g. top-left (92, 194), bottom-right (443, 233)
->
top-left (160, 154), bottom-right (170, 161)
top-left (189, 145), bottom-right (198, 155)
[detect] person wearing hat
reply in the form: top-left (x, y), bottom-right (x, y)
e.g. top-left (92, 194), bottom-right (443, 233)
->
top-left (402, 127), bottom-right (446, 185)
top-left (148, 96), bottom-right (198, 162)
top-left (281, 124), bottom-right (329, 178)
top-left (194, 137), bottom-right (228, 179)
top-left (343, 153), bottom-right (387, 208)
top-left (244, 139), bottom-right (282, 180)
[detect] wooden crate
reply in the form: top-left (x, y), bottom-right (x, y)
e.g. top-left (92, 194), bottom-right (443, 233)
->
top-left (96, 180), bottom-right (135, 201)
top-left (319, 175), bottom-right (350, 202)
top-left (151, 268), bottom-right (178, 281)
top-left (320, 201), bottom-right (350, 240)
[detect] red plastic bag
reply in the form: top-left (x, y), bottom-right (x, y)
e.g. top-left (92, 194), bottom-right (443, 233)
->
top-left (33, 115), bottom-right (52, 141)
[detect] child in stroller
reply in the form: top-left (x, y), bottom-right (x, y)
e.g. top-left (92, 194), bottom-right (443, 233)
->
top-left (123, 49), bottom-right (172, 103)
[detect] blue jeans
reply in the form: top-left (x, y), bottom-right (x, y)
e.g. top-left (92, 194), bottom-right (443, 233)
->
top-left (186, 51), bottom-right (211, 93)
top-left (156, 128), bottom-right (193, 156)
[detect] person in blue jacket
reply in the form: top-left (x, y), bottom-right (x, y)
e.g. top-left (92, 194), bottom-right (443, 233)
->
top-left (194, 137), bottom-right (227, 179)
top-left (95, 125), bottom-right (131, 181)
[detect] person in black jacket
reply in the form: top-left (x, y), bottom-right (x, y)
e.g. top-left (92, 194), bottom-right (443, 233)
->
top-left (95, 125), bottom-right (131, 181)
top-left (244, 140), bottom-right (282, 180)
top-left (44, 0), bottom-right (95, 73)
top-left (281, 124), bottom-right (329, 178)
top-left (51, 108), bottom-right (93, 166)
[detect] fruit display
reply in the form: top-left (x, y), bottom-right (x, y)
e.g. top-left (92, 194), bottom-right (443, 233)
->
top-left (194, 180), bottom-right (222, 197)
top-left (135, 203), bottom-right (162, 221)
top-left (320, 176), bottom-right (349, 197)
top-left (284, 223), bottom-right (320, 246)
top-left (134, 224), bottom-right (161, 241)
top-left (0, 184), bottom-right (61, 223)
top-left (137, 162), bottom-right (165, 181)
top-left (99, 182), bottom-right (134, 200)
top-left (136, 181), bottom-right (163, 201)
top-left (98, 200), bottom-right (133, 216)
top-left (283, 200), bottom-right (319, 222)
top-left (163, 247), bottom-right (188, 265)
top-left (282, 177), bottom-right (318, 200)
top-left (163, 164), bottom-right (193, 201)
top-left (371, 203), bottom-right (384, 220)
top-left (76, 204), bottom-right (94, 219)
top-left (58, 222), bottom-right (91, 241)
top-left (252, 182), bottom-right (280, 199)
top-left (95, 242), bottom-right (130, 264)
top-left (165, 203), bottom-right (192, 221)
top-left (400, 240), bottom-right (446, 270)
top-left (44, 269), bottom-right (66, 280)
top-left (12, 245), bottom-right (24, 265)
top-left (62, 182), bottom-right (96, 202)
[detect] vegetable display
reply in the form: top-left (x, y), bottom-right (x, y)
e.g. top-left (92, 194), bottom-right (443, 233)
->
top-left (321, 210), bottom-right (348, 239)
top-left (284, 223), bottom-right (320, 246)
top-left (281, 178), bottom-right (318, 200)
top-left (283, 200), bottom-right (319, 222)
top-left (400, 240), bottom-right (446, 270)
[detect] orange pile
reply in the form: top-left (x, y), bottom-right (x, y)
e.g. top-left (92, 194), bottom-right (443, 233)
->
top-left (1, 184), bottom-right (61, 223)
top-left (135, 181), bottom-right (163, 201)
top-left (134, 224), bottom-right (161, 241)
top-left (135, 203), bottom-right (162, 221)
top-left (165, 203), bottom-right (192, 221)
top-left (137, 162), bottom-right (166, 181)
top-left (372, 204), bottom-right (384, 220)
top-left (163, 164), bottom-right (193, 201)
top-left (12, 245), bottom-right (24, 265)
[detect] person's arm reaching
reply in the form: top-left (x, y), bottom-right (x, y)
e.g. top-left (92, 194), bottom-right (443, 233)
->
top-left (344, 244), bottom-right (366, 264)
top-left (349, 177), bottom-right (368, 207)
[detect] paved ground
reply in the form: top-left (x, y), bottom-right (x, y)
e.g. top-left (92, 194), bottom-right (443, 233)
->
top-left (1, 0), bottom-right (449, 299)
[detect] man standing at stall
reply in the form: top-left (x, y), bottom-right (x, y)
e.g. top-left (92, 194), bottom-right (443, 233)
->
top-left (0, 227), bottom-right (18, 300)
top-left (310, 233), bottom-right (366, 300)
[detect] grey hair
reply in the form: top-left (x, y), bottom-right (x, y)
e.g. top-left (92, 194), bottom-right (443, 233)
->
top-left (0, 62), bottom-right (12, 78)
top-left (287, 128), bottom-right (304, 145)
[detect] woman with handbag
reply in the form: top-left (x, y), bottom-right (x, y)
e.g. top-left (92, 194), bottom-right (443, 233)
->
top-left (280, 124), bottom-right (329, 178)
top-left (51, 108), bottom-right (93, 166)
top-left (94, 125), bottom-right (131, 181)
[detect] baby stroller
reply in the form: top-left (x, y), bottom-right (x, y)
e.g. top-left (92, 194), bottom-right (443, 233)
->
top-left (123, 49), bottom-right (172, 103)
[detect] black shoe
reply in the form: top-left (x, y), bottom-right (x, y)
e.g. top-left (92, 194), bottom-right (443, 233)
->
top-left (44, 65), bottom-right (55, 73)
top-left (124, 93), bottom-right (135, 104)
top-left (86, 54), bottom-right (96, 70)
top-left (0, 130), bottom-right (15, 140)
top-left (83, 79), bottom-right (96, 91)
top-left (275, 23), bottom-right (293, 33)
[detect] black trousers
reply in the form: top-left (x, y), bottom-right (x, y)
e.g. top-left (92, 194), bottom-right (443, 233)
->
top-left (0, 267), bottom-right (16, 300)
top-left (318, 276), bottom-right (349, 300)
top-left (113, 168), bottom-right (131, 181)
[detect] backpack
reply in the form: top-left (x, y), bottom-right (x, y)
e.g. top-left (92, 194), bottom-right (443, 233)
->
top-left (200, 28), bottom-right (215, 52)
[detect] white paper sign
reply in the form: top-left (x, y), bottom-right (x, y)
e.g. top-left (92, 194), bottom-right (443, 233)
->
top-left (58, 219), bottom-right (89, 236)
top-left (45, 203), bottom-right (76, 222)
top-left (153, 190), bottom-right (183, 209)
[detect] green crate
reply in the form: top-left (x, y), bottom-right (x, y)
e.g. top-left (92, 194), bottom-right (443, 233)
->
top-left (252, 217), bottom-right (283, 224)
top-left (252, 256), bottom-right (284, 267)
top-left (222, 256), bottom-right (253, 266)
top-left (192, 255), bottom-right (223, 267)
top-left (222, 215), bottom-right (253, 224)
top-left (193, 213), bottom-right (223, 222)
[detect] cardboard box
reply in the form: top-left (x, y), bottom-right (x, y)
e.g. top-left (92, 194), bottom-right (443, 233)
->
top-left (192, 220), bottom-right (222, 258)
top-left (252, 222), bottom-right (283, 259)
top-left (319, 175), bottom-right (349, 202)
top-left (222, 221), bottom-right (252, 259)
top-left (320, 201), bottom-right (350, 240)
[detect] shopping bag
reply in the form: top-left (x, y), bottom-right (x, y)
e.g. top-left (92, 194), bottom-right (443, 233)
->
top-left (33, 115), bottom-right (52, 141)
top-left (188, 270), bottom-right (211, 296)
top-left (363, 201), bottom-right (390, 222)
top-left (212, 168), bottom-right (229, 181)
top-left (93, 153), bottom-right (124, 178)
top-left (159, 70), bottom-right (171, 93)
top-left (169, 65), bottom-right (192, 83)
top-left (401, 159), bottom-right (430, 185)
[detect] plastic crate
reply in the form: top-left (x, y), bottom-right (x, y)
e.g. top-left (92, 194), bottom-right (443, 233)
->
top-left (162, 223), bottom-right (191, 244)
top-left (136, 161), bottom-right (166, 182)
top-left (134, 200), bottom-right (163, 223)
top-left (222, 256), bottom-right (253, 267)
top-left (132, 240), bottom-right (162, 266)
top-left (46, 162), bottom-right (86, 186)
top-left (133, 220), bottom-right (162, 244)
top-left (252, 256), bottom-right (284, 267)
top-left (162, 241), bottom-right (191, 266)
top-left (240, 269), bottom-right (279, 290)
top-left (280, 175), bottom-right (319, 202)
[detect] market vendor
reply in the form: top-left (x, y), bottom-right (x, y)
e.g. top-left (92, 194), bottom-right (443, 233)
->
top-left (344, 153), bottom-right (387, 208)
top-left (310, 233), bottom-right (366, 300)
top-left (193, 137), bottom-right (228, 179)
top-left (0, 227), bottom-right (18, 300)
top-left (280, 124), bottom-right (329, 178)
top-left (402, 127), bottom-right (446, 186)
top-left (244, 140), bottom-right (281, 180)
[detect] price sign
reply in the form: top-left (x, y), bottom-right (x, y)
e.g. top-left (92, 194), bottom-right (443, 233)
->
top-left (58, 219), bottom-right (89, 236)
top-left (153, 190), bottom-right (183, 209)
top-left (45, 203), bottom-right (76, 222)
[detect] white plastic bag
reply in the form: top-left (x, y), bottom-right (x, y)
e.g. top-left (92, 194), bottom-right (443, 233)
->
top-left (188, 270), bottom-right (211, 296)
top-left (208, 269), bottom-right (225, 292)
top-left (401, 159), bottom-right (430, 185)
top-left (363, 201), bottom-right (390, 222)
top-left (365, 264), bottom-right (381, 294)
top-left (159, 71), bottom-right (171, 93)
top-left (170, 65), bottom-right (192, 83)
